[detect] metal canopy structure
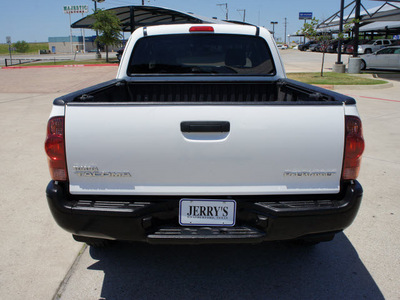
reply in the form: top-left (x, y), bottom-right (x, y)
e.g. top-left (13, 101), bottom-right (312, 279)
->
top-left (358, 20), bottom-right (400, 31)
top-left (71, 6), bottom-right (222, 32)
top-left (317, 1), bottom-right (400, 31)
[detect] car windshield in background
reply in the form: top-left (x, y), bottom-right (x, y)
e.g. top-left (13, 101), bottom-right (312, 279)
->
top-left (128, 34), bottom-right (276, 76)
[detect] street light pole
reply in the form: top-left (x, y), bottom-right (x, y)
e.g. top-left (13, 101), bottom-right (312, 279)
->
top-left (270, 21), bottom-right (278, 39)
top-left (93, 0), bottom-right (105, 59)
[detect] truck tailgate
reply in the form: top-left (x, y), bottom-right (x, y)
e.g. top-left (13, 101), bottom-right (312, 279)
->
top-left (65, 104), bottom-right (345, 195)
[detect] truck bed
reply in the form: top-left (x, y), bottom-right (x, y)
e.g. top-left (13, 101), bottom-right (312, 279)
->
top-left (55, 78), bottom-right (355, 106)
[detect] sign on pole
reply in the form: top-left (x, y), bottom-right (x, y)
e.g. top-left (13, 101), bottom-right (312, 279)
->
top-left (6, 36), bottom-right (12, 65)
top-left (299, 12), bottom-right (313, 20)
top-left (63, 5), bottom-right (89, 14)
top-left (63, 5), bottom-right (89, 54)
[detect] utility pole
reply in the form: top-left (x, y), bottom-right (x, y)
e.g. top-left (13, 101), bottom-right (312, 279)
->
top-left (270, 21), bottom-right (278, 39)
top-left (284, 18), bottom-right (287, 44)
top-left (237, 9), bottom-right (246, 22)
top-left (217, 3), bottom-right (228, 20)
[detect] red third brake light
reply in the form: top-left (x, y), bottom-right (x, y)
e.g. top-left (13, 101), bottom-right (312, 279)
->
top-left (45, 116), bottom-right (68, 181)
top-left (189, 26), bottom-right (214, 33)
top-left (342, 116), bottom-right (365, 180)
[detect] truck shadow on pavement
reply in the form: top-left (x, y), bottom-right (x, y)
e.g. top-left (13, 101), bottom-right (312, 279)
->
top-left (88, 233), bottom-right (384, 299)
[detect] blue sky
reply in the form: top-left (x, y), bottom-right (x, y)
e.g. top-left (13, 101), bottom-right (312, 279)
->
top-left (0, 0), bottom-right (384, 43)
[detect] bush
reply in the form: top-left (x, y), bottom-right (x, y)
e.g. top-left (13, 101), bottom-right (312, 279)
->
top-left (14, 40), bottom-right (29, 53)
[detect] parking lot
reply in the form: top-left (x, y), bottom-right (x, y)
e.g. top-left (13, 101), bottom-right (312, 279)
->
top-left (0, 50), bottom-right (399, 299)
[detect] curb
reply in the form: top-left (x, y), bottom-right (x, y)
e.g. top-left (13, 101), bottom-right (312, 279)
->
top-left (1, 64), bottom-right (118, 69)
top-left (333, 82), bottom-right (393, 90)
top-left (314, 82), bottom-right (393, 90)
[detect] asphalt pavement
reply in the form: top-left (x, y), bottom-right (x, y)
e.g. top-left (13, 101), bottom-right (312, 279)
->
top-left (0, 50), bottom-right (399, 300)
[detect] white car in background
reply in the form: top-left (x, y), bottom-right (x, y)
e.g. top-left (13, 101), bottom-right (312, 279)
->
top-left (360, 46), bottom-right (400, 70)
top-left (277, 44), bottom-right (288, 50)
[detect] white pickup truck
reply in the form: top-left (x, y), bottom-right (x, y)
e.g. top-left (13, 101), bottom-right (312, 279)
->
top-left (45, 24), bottom-right (364, 246)
top-left (358, 39), bottom-right (394, 54)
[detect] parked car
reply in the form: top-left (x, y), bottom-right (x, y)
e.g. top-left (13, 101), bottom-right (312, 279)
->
top-left (339, 39), bottom-right (352, 53)
top-left (390, 39), bottom-right (400, 46)
top-left (309, 43), bottom-right (320, 52)
top-left (360, 46), bottom-right (400, 70)
top-left (358, 39), bottom-right (394, 54)
top-left (327, 40), bottom-right (339, 53)
top-left (298, 40), bottom-right (317, 51)
top-left (317, 42), bottom-right (330, 53)
top-left (341, 39), bottom-right (369, 54)
top-left (277, 44), bottom-right (288, 50)
top-left (116, 47), bottom-right (125, 61)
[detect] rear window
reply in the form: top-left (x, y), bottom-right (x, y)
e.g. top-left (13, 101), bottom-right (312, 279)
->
top-left (128, 34), bottom-right (275, 76)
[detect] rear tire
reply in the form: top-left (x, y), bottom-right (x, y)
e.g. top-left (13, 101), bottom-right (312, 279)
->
top-left (360, 60), bottom-right (366, 70)
top-left (73, 235), bottom-right (111, 248)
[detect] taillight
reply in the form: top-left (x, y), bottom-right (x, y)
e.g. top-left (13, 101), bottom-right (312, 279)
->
top-left (342, 116), bottom-right (365, 180)
top-left (189, 26), bottom-right (214, 32)
top-left (45, 116), bottom-right (68, 181)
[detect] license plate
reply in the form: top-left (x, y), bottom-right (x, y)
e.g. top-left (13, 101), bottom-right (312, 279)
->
top-left (179, 199), bottom-right (236, 226)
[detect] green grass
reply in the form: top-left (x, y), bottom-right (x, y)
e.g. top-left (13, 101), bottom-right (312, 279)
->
top-left (287, 72), bottom-right (387, 85)
top-left (0, 42), bottom-right (48, 55)
top-left (23, 59), bottom-right (119, 66)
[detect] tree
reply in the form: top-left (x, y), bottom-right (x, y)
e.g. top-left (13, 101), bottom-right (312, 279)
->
top-left (298, 18), bottom-right (332, 77)
top-left (14, 40), bottom-right (29, 53)
top-left (91, 9), bottom-right (122, 62)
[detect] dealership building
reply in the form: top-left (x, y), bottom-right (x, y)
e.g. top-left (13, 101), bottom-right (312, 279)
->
top-left (48, 36), bottom-right (123, 53)
top-left (48, 36), bottom-right (96, 53)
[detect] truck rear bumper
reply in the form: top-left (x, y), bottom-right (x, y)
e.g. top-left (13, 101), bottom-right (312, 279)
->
top-left (46, 181), bottom-right (362, 244)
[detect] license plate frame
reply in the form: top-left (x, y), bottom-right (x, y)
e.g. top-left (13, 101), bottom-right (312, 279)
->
top-left (179, 199), bottom-right (236, 227)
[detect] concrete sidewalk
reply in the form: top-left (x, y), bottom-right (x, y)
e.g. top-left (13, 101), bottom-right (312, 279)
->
top-left (0, 66), bottom-right (117, 300)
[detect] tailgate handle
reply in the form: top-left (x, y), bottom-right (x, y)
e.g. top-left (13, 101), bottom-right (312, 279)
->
top-left (181, 121), bottom-right (230, 133)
